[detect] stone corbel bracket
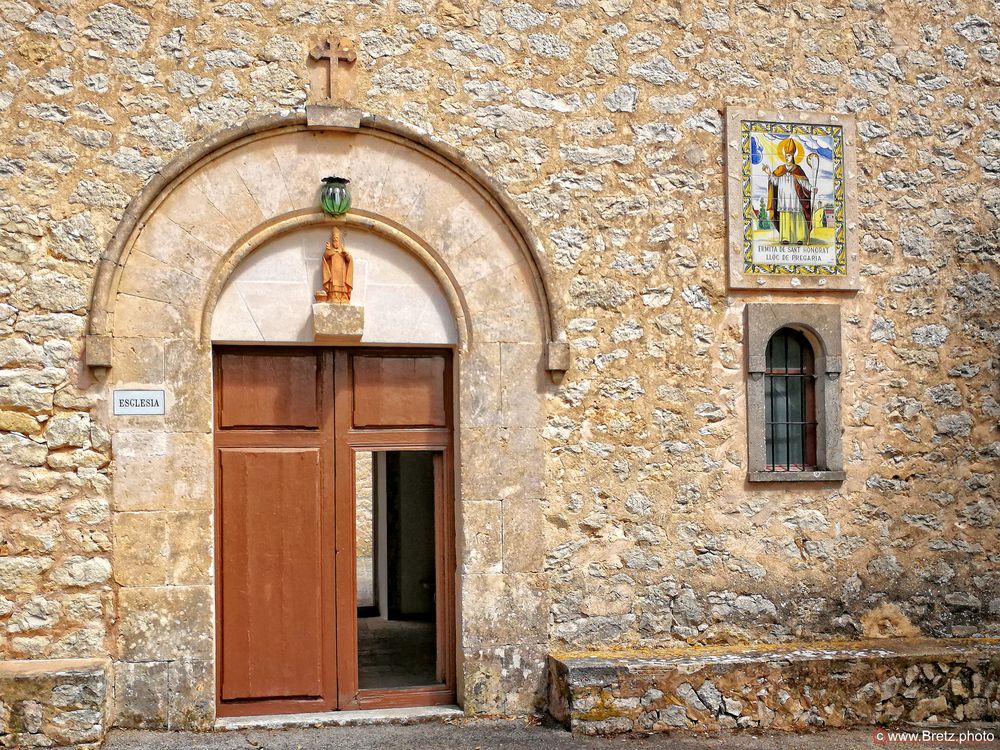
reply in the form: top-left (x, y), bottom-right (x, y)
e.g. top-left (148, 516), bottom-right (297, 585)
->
top-left (85, 334), bottom-right (112, 369)
top-left (546, 341), bottom-right (571, 374)
top-left (313, 302), bottom-right (364, 343)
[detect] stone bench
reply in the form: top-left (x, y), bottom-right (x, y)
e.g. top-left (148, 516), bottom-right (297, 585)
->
top-left (548, 638), bottom-right (1000, 735)
top-left (0, 658), bottom-right (110, 749)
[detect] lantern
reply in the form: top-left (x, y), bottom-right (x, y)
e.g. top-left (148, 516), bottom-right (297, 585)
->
top-left (320, 176), bottom-right (351, 216)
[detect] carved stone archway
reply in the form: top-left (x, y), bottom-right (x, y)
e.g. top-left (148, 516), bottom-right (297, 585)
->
top-left (93, 114), bottom-right (561, 728)
top-left (86, 114), bottom-right (566, 367)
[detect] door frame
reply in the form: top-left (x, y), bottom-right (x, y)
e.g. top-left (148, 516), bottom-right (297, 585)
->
top-left (212, 345), bottom-right (456, 717)
top-left (333, 348), bottom-right (457, 710)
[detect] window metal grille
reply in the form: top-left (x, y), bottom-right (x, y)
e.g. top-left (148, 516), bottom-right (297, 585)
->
top-left (764, 328), bottom-right (817, 471)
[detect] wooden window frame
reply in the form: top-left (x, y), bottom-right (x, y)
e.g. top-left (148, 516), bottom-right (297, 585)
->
top-left (764, 328), bottom-right (818, 472)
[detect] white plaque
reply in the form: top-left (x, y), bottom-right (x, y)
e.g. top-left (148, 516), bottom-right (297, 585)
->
top-left (113, 390), bottom-right (165, 416)
top-left (751, 243), bottom-right (838, 267)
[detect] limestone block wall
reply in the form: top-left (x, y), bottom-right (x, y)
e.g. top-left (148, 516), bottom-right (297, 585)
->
top-left (0, 0), bottom-right (996, 726)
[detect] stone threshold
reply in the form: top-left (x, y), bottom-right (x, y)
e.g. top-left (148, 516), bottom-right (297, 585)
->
top-left (215, 705), bottom-right (463, 730)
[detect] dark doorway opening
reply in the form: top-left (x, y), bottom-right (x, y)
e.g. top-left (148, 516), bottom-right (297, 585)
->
top-left (356, 450), bottom-right (438, 689)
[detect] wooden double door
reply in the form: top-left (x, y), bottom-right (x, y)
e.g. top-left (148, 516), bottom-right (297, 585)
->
top-left (213, 347), bottom-right (455, 717)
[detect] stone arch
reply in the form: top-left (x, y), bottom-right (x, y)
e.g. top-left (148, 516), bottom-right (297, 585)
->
top-left (745, 306), bottom-right (842, 373)
top-left (85, 114), bottom-right (566, 369)
top-left (204, 210), bottom-right (469, 347)
top-left (97, 114), bottom-right (558, 727)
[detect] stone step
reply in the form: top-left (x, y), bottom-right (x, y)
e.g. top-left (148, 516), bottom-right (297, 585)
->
top-left (0, 658), bottom-right (110, 749)
top-left (215, 704), bottom-right (463, 731)
top-left (547, 638), bottom-right (1000, 735)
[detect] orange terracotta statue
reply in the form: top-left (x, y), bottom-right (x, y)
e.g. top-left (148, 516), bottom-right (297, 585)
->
top-left (315, 227), bottom-right (354, 304)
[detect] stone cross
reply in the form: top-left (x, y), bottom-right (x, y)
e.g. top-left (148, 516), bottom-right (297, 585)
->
top-left (309, 37), bottom-right (357, 102)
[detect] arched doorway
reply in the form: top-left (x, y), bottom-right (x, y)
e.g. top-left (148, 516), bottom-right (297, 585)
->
top-left (210, 219), bottom-right (461, 716)
top-left (87, 115), bottom-right (564, 728)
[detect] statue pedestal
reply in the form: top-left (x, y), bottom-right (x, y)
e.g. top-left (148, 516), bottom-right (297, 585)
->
top-left (312, 303), bottom-right (364, 342)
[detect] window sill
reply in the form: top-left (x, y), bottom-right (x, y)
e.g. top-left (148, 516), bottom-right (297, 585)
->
top-left (748, 470), bottom-right (846, 483)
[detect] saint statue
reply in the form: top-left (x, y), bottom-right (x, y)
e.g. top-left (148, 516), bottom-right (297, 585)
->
top-left (315, 226), bottom-right (354, 304)
top-left (764, 138), bottom-right (814, 246)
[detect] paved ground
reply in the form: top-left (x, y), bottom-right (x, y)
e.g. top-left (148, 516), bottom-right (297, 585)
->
top-left (105, 718), bottom-right (1000, 749)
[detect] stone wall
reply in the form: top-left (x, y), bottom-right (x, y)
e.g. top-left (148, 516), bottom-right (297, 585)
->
top-left (549, 640), bottom-right (1000, 734)
top-left (0, 658), bottom-right (109, 749)
top-left (0, 0), bottom-right (997, 724)
top-left (357, 451), bottom-right (374, 558)
top-left (357, 450), bottom-right (375, 606)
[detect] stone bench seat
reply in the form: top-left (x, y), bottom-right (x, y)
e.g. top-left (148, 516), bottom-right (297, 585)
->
top-left (548, 638), bottom-right (1000, 735)
top-left (0, 658), bottom-right (110, 749)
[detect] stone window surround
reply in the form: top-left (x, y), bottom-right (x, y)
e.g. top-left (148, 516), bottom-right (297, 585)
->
top-left (744, 302), bottom-right (845, 483)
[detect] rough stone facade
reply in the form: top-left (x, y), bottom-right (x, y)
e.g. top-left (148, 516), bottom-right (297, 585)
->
top-left (0, 0), bottom-right (997, 738)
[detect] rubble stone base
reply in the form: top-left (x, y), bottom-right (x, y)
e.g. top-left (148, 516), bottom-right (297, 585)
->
top-left (548, 639), bottom-right (1000, 735)
top-left (0, 659), bottom-right (110, 749)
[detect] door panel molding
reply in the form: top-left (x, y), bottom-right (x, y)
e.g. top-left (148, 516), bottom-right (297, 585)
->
top-left (218, 447), bottom-right (324, 701)
top-left (217, 351), bottom-right (321, 430)
top-left (214, 347), bottom-right (337, 717)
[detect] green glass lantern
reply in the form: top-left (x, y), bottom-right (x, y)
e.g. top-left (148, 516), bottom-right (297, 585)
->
top-left (320, 176), bottom-right (351, 216)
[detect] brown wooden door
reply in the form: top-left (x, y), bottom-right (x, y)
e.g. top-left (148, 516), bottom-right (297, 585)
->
top-left (214, 349), bottom-right (337, 716)
top-left (218, 448), bottom-right (324, 701)
top-left (214, 347), bottom-right (455, 717)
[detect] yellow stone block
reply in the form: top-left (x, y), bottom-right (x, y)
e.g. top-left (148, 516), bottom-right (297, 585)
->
top-left (0, 410), bottom-right (41, 435)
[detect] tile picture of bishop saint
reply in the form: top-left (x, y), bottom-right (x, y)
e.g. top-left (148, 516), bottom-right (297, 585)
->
top-left (743, 120), bottom-right (846, 274)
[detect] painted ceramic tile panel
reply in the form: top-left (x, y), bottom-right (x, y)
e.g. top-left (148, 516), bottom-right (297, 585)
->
top-left (741, 120), bottom-right (847, 276)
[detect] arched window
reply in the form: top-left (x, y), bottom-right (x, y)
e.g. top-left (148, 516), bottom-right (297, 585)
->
top-left (764, 328), bottom-right (817, 471)
top-left (744, 303), bottom-right (844, 483)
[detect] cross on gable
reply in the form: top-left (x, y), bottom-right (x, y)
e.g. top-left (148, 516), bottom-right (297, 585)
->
top-left (309, 37), bottom-right (357, 102)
